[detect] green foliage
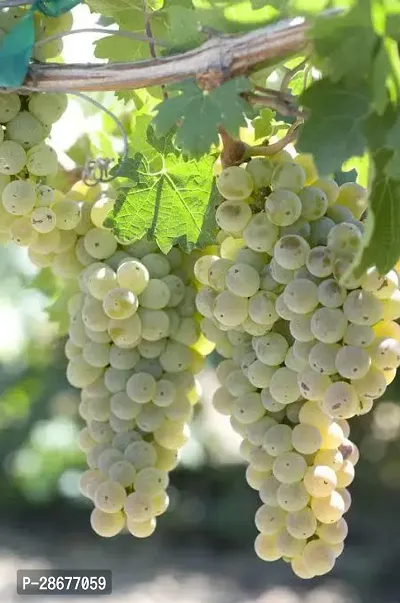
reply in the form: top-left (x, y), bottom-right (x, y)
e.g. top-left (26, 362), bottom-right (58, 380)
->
top-left (153, 79), bottom-right (252, 157)
top-left (107, 133), bottom-right (217, 252)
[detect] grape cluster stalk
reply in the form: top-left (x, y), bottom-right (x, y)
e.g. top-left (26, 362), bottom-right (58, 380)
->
top-left (194, 151), bottom-right (400, 578)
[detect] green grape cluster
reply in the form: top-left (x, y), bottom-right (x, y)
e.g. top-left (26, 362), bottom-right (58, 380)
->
top-left (65, 205), bottom-right (209, 538)
top-left (194, 151), bottom-right (400, 578)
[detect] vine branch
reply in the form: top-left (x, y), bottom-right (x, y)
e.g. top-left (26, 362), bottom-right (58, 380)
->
top-left (14, 16), bottom-right (314, 92)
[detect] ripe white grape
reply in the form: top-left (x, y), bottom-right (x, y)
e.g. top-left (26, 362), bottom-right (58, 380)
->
top-left (248, 291), bottom-right (278, 326)
top-left (311, 491), bottom-right (345, 523)
top-left (214, 290), bottom-right (248, 326)
top-left (335, 460), bottom-right (355, 488)
top-left (28, 92), bottom-right (68, 126)
top-left (26, 143), bottom-right (58, 176)
top-left (275, 294), bottom-right (297, 321)
top-left (306, 246), bottom-right (333, 278)
top-left (126, 372), bottom-right (156, 404)
top-left (297, 368), bottom-right (331, 401)
top-left (102, 287), bottom-right (138, 320)
top-left (127, 517), bottom-right (157, 538)
top-left (243, 213), bottom-right (279, 253)
top-left (308, 342), bottom-right (339, 375)
top-left (108, 314), bottom-right (142, 348)
top-left (7, 111), bottom-right (44, 149)
top-left (369, 337), bottom-right (400, 370)
top-left (336, 182), bottom-right (367, 218)
top-left (277, 481), bottom-right (310, 512)
top-left (90, 508), bottom-right (125, 537)
top-left (0, 93), bottom-right (21, 122)
top-left (247, 360), bottom-right (275, 388)
top-left (2, 179), bottom-right (36, 215)
top-left (254, 533), bottom-right (281, 561)
top-left (117, 259), bottom-right (150, 294)
top-left (299, 186), bottom-right (329, 220)
top-left (141, 253), bottom-right (170, 279)
top-left (9, 216), bottom-right (37, 246)
top-left (67, 357), bottom-right (103, 388)
top-left (286, 507), bottom-right (317, 539)
top-left (216, 166), bottom-right (254, 201)
top-left (225, 263), bottom-right (260, 297)
top-left (289, 312), bottom-right (314, 342)
top-left (0, 140), bottom-right (27, 175)
top-left (139, 279), bottom-right (171, 309)
top-left (84, 228), bottom-right (118, 259)
top-left (302, 539), bottom-right (336, 576)
top-left (124, 440), bottom-right (157, 469)
top-left (335, 345), bottom-right (371, 379)
top-left (283, 278), bottom-right (319, 314)
top-left (134, 467), bottom-right (169, 496)
top-left (317, 517), bottom-right (348, 544)
top-left (246, 157), bottom-right (273, 188)
top-left (274, 235), bottom-right (310, 270)
top-left (343, 290), bottom-right (383, 325)
top-left (269, 368), bottom-right (300, 404)
top-left (208, 258), bottom-right (234, 291)
top-left (272, 451), bottom-right (307, 484)
top-left (291, 423), bottom-right (322, 454)
top-left (323, 381), bottom-right (359, 419)
top-left (246, 416), bottom-right (278, 446)
top-left (291, 556), bottom-right (314, 579)
top-left (246, 465), bottom-right (271, 490)
top-left (270, 258), bottom-right (295, 284)
top-left (258, 474), bottom-right (280, 505)
top-left (263, 424), bottom-right (292, 456)
top-left (303, 465), bottom-right (337, 497)
top-left (311, 308), bottom-right (348, 343)
top-left (233, 392), bottom-right (265, 424)
top-left (264, 189), bottom-right (302, 226)
top-left (327, 222), bottom-right (362, 256)
top-left (160, 341), bottom-right (191, 372)
top-left (215, 200), bottom-right (252, 232)
top-left (253, 332), bottom-right (288, 365)
top-left (110, 392), bottom-right (141, 420)
top-left (261, 389), bottom-right (286, 413)
top-left (255, 504), bottom-right (286, 535)
top-left (309, 216), bottom-right (335, 246)
top-left (97, 448), bottom-right (124, 473)
top-left (271, 161), bottom-right (306, 192)
top-left (94, 480), bottom-right (127, 513)
top-left (104, 367), bottom-right (131, 394)
top-left (317, 278), bottom-right (346, 308)
top-left (124, 491), bottom-right (154, 522)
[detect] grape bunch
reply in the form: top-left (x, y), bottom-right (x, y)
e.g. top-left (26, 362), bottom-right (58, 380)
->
top-left (66, 220), bottom-right (208, 539)
top-left (194, 152), bottom-right (400, 577)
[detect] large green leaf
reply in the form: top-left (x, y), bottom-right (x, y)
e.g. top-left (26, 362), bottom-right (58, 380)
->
top-left (108, 150), bottom-right (216, 251)
top-left (153, 78), bottom-right (252, 157)
top-left (297, 78), bottom-right (371, 175)
top-left (356, 150), bottom-right (400, 274)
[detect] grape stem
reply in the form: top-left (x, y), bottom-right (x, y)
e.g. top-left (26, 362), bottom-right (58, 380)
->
top-left (9, 12), bottom-right (341, 93)
top-left (219, 117), bottom-right (303, 167)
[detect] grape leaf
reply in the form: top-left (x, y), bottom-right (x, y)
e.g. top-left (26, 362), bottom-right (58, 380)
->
top-left (371, 42), bottom-right (390, 115)
top-left (108, 152), bottom-right (216, 252)
top-left (153, 78), bottom-right (252, 157)
top-left (385, 114), bottom-right (400, 179)
top-left (253, 108), bottom-right (274, 141)
top-left (356, 150), bottom-right (400, 274)
top-left (312, 3), bottom-right (377, 82)
top-left (297, 78), bottom-right (371, 175)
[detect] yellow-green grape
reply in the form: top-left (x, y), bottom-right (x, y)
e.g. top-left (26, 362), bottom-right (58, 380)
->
top-left (317, 279), bottom-right (347, 308)
top-left (246, 157), bottom-right (274, 188)
top-left (303, 465), bottom-right (337, 497)
top-left (216, 166), bottom-right (254, 200)
top-left (103, 288), bottom-right (138, 320)
top-left (127, 517), bottom-right (157, 538)
top-left (327, 222), bottom-right (362, 257)
top-left (225, 263), bottom-right (260, 297)
top-left (6, 111), bottom-right (45, 149)
top-left (243, 213), bottom-right (279, 252)
top-left (274, 235), bottom-right (310, 270)
top-left (0, 93), bottom-right (21, 122)
top-left (233, 392), bottom-right (264, 424)
top-left (369, 337), bottom-right (400, 370)
top-left (26, 143), bottom-right (58, 176)
top-left (253, 332), bottom-right (288, 366)
top-left (84, 228), bottom-right (118, 259)
top-left (30, 207), bottom-right (56, 233)
top-left (2, 179), bottom-right (36, 215)
top-left (352, 366), bottom-right (386, 400)
top-left (124, 491), bottom-right (154, 522)
top-left (306, 246), bottom-right (333, 278)
top-left (263, 424), bottom-right (292, 456)
top-left (343, 290), bottom-right (383, 326)
top-left (272, 451), bottom-right (307, 484)
top-left (0, 140), bottom-right (27, 175)
top-left (90, 508), bottom-right (125, 537)
top-left (28, 92), bottom-right (68, 126)
top-left (310, 177), bottom-right (339, 206)
top-left (255, 504), bottom-right (286, 535)
top-left (214, 290), bottom-right (248, 327)
top-left (302, 539), bottom-right (336, 576)
top-left (335, 345), bottom-right (371, 379)
top-left (277, 482), bottom-right (310, 512)
top-left (291, 423), bottom-right (322, 454)
top-left (248, 291), bottom-right (278, 326)
top-left (286, 507), bottom-right (317, 539)
top-left (311, 491), bottom-right (345, 523)
top-left (336, 182), bottom-right (367, 219)
top-left (264, 189), bottom-right (302, 226)
top-left (254, 533), bottom-right (281, 562)
top-left (283, 278), bottom-right (318, 314)
top-left (108, 314), bottom-right (142, 348)
top-left (215, 200), bottom-right (252, 233)
top-left (139, 279), bottom-right (171, 309)
top-left (271, 161), bottom-right (306, 192)
top-left (9, 216), bottom-right (37, 246)
top-left (117, 259), bottom-right (150, 295)
top-left (299, 186), bottom-right (328, 220)
top-left (311, 308), bottom-right (348, 343)
top-left (269, 367), bottom-right (300, 404)
top-left (194, 255), bottom-right (218, 285)
top-left (323, 381), bottom-right (359, 419)
top-left (308, 342), bottom-right (340, 375)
